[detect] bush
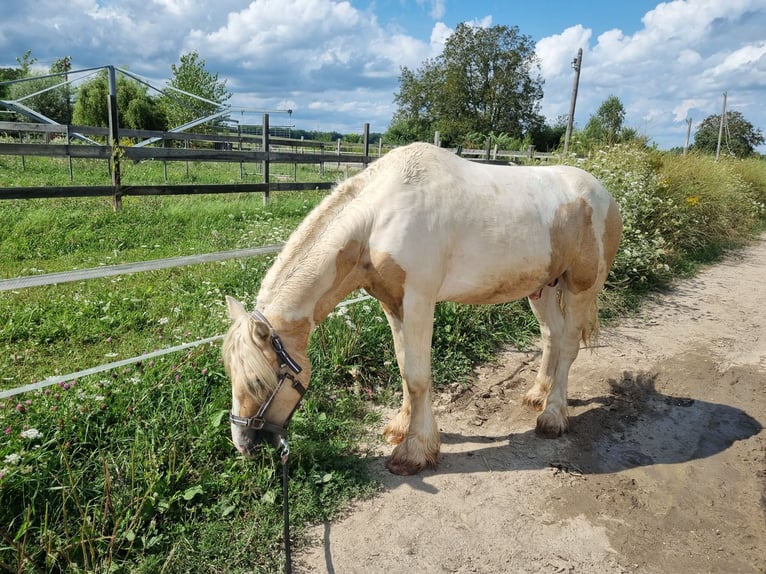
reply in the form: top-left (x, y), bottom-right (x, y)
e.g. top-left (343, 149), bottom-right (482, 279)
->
top-left (571, 145), bottom-right (766, 292)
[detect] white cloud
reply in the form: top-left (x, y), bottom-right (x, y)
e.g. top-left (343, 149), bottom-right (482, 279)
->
top-left (464, 15), bottom-right (493, 29)
top-left (537, 0), bottom-right (766, 149)
top-left (708, 41), bottom-right (766, 78)
top-left (672, 99), bottom-right (708, 122)
top-left (424, 0), bottom-right (446, 20)
top-left (429, 22), bottom-right (453, 55)
top-left (678, 49), bottom-right (702, 66)
top-left (536, 25), bottom-right (592, 79)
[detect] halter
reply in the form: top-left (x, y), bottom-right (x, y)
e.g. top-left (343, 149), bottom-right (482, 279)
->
top-left (229, 310), bottom-right (306, 444)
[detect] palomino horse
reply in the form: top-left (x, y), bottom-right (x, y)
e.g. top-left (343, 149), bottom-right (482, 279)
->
top-left (223, 142), bottom-right (622, 475)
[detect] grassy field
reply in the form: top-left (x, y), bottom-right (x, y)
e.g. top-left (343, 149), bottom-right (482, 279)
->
top-left (1, 147), bottom-right (765, 573)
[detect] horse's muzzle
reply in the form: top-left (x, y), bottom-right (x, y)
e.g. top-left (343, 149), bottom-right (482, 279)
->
top-left (233, 426), bottom-right (282, 457)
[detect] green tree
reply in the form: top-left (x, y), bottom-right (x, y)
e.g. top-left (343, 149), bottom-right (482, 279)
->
top-left (0, 51), bottom-right (35, 100)
top-left (8, 60), bottom-right (73, 124)
top-left (389, 24), bottom-right (544, 146)
top-left (583, 95), bottom-right (626, 146)
top-left (692, 110), bottom-right (764, 158)
top-left (529, 115), bottom-right (567, 152)
top-left (72, 70), bottom-right (166, 130)
top-left (163, 51), bottom-right (231, 130)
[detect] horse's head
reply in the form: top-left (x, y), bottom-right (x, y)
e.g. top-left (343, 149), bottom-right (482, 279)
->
top-left (222, 296), bottom-right (305, 456)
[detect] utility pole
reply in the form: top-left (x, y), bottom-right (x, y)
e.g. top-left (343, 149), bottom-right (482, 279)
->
top-left (563, 48), bottom-right (582, 156)
top-left (715, 91), bottom-right (727, 161)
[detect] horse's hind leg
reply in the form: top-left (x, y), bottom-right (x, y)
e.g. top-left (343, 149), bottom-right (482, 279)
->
top-left (381, 294), bottom-right (440, 475)
top-left (525, 283), bottom-right (599, 436)
top-left (524, 285), bottom-right (564, 413)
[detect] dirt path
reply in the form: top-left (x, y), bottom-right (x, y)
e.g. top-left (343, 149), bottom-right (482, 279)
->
top-left (298, 236), bottom-right (766, 574)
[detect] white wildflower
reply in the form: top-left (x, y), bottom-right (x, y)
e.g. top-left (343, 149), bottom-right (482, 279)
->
top-left (4, 453), bottom-right (22, 465)
top-left (20, 428), bottom-right (43, 440)
top-left (158, 317), bottom-right (169, 325)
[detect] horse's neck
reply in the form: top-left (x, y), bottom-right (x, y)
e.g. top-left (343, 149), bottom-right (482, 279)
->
top-left (258, 179), bottom-right (368, 337)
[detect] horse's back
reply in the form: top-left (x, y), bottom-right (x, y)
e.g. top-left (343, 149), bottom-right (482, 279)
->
top-left (360, 143), bottom-right (620, 303)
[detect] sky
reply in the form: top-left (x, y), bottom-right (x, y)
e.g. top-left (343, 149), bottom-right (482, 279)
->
top-left (1, 0), bottom-right (765, 151)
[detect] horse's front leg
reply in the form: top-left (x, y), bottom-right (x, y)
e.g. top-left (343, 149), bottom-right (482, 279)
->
top-left (381, 297), bottom-right (440, 475)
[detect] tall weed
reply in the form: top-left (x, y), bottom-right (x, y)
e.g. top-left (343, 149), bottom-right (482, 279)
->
top-left (573, 145), bottom-right (766, 294)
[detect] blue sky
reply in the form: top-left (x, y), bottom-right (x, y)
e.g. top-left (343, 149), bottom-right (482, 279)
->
top-left (1, 0), bottom-right (765, 151)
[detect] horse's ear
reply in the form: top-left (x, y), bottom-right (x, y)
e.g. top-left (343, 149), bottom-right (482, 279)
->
top-left (249, 320), bottom-right (271, 345)
top-left (225, 295), bottom-right (248, 320)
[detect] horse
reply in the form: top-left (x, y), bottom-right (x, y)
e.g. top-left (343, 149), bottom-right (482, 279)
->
top-left (222, 142), bottom-right (622, 476)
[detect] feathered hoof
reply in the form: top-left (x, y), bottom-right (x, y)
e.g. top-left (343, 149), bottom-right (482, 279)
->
top-left (535, 411), bottom-right (568, 438)
top-left (385, 441), bottom-right (439, 475)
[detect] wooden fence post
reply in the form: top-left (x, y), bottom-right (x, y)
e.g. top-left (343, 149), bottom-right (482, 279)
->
top-left (262, 113), bottom-right (270, 204)
top-left (19, 131), bottom-right (26, 171)
top-left (106, 66), bottom-right (122, 211)
top-left (238, 123), bottom-right (244, 180)
top-left (363, 123), bottom-right (370, 167)
top-left (66, 125), bottom-right (73, 181)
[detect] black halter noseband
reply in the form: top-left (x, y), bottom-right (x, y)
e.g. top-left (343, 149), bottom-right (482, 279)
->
top-left (229, 310), bottom-right (306, 444)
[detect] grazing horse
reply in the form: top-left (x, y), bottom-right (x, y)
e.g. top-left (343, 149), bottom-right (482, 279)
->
top-left (222, 142), bottom-right (622, 476)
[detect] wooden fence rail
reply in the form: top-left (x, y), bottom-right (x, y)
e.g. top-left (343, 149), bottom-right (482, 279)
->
top-left (0, 115), bottom-right (378, 208)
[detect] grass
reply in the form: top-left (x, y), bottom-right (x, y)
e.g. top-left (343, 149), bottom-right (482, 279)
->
top-left (1, 146), bottom-right (765, 572)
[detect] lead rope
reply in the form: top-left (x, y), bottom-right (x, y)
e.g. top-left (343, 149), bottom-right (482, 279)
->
top-left (279, 437), bottom-right (292, 574)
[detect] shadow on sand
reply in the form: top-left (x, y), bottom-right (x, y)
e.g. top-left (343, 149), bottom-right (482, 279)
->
top-left (387, 369), bottom-right (762, 484)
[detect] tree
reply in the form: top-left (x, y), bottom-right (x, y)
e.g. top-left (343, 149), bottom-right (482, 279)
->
top-left (389, 23), bottom-right (544, 146)
top-left (583, 95), bottom-right (626, 146)
top-left (8, 58), bottom-right (73, 124)
top-left (163, 51), bottom-right (231, 130)
top-left (693, 110), bottom-right (764, 158)
top-left (72, 70), bottom-right (166, 130)
top-left (529, 115), bottom-right (567, 152)
top-left (0, 51), bottom-right (34, 100)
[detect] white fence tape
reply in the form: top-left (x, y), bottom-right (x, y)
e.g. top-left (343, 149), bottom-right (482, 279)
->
top-left (1, 294), bottom-right (373, 400)
top-left (0, 245), bottom-right (283, 291)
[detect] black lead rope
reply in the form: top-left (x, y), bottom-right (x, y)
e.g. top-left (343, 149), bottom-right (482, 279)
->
top-left (279, 438), bottom-right (292, 574)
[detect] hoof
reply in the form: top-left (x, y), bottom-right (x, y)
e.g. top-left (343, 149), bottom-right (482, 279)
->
top-left (535, 411), bottom-right (568, 437)
top-left (385, 457), bottom-right (425, 476)
top-left (385, 441), bottom-right (439, 475)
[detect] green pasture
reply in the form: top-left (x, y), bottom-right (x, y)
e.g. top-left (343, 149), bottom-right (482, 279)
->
top-left (1, 147), bottom-right (765, 573)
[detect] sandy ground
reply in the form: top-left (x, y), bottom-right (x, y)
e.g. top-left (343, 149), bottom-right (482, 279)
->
top-left (297, 236), bottom-right (766, 574)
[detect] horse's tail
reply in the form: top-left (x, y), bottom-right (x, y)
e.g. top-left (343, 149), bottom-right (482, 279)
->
top-left (581, 298), bottom-right (600, 349)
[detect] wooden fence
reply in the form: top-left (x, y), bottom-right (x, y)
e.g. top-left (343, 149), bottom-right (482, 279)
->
top-left (1, 116), bottom-right (555, 210)
top-left (0, 115), bottom-right (383, 208)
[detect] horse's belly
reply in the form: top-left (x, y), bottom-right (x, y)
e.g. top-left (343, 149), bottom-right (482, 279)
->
top-left (436, 260), bottom-right (551, 304)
